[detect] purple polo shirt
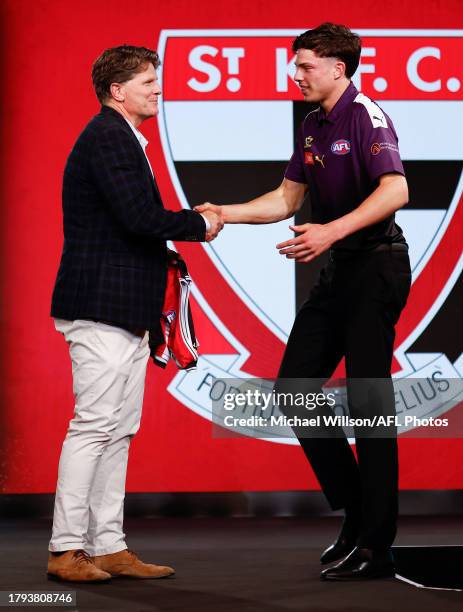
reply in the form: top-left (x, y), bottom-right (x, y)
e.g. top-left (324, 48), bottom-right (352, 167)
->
top-left (285, 82), bottom-right (406, 250)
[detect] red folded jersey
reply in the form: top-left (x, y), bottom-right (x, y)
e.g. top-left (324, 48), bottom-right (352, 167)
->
top-left (151, 257), bottom-right (199, 371)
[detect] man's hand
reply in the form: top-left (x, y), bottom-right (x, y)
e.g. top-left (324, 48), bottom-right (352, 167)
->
top-left (195, 202), bottom-right (223, 217)
top-left (204, 211), bottom-right (223, 241)
top-left (276, 223), bottom-right (338, 263)
top-left (195, 203), bottom-right (224, 241)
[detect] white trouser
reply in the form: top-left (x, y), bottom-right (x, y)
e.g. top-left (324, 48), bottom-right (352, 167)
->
top-left (49, 318), bottom-right (150, 555)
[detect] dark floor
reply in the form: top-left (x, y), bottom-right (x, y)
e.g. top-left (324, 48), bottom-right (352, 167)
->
top-left (0, 516), bottom-right (462, 611)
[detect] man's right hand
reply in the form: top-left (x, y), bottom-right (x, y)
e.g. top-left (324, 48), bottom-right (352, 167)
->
top-left (197, 205), bottom-right (224, 241)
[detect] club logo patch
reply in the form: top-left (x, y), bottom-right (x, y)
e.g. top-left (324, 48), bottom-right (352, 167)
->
top-left (331, 139), bottom-right (351, 155)
top-left (304, 136), bottom-right (314, 148)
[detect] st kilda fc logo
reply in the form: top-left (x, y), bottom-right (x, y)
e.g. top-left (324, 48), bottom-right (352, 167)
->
top-left (156, 29), bottom-right (463, 441)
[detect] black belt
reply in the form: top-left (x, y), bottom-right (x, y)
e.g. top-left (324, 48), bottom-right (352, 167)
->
top-left (329, 243), bottom-right (408, 261)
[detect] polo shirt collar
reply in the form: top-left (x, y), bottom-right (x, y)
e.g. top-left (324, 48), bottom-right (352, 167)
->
top-left (317, 81), bottom-right (358, 125)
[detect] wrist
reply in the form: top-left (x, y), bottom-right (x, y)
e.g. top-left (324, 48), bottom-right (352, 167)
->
top-left (221, 205), bottom-right (231, 223)
top-left (199, 213), bottom-right (211, 232)
top-left (328, 218), bottom-right (348, 243)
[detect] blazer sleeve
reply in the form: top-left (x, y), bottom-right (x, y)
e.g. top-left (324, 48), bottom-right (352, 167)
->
top-left (91, 126), bottom-right (206, 241)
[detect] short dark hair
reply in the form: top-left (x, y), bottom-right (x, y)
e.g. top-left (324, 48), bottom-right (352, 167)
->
top-left (92, 45), bottom-right (160, 104)
top-left (292, 23), bottom-right (361, 78)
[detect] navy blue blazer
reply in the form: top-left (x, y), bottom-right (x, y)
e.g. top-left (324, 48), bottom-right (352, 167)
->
top-left (51, 106), bottom-right (205, 335)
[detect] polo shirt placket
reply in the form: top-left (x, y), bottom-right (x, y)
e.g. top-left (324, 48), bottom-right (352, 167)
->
top-left (285, 82), bottom-right (406, 250)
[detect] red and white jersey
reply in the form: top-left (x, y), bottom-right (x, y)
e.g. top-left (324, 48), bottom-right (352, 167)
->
top-left (152, 256), bottom-right (199, 371)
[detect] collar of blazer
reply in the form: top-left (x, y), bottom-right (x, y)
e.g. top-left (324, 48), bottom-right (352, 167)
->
top-left (99, 104), bottom-right (133, 126)
top-left (99, 105), bottom-right (162, 203)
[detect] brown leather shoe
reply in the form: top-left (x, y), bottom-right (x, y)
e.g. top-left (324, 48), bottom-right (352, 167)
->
top-left (93, 549), bottom-right (175, 579)
top-left (47, 549), bottom-right (111, 583)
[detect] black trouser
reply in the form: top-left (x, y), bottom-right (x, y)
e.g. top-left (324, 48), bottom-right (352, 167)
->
top-left (277, 244), bottom-right (411, 549)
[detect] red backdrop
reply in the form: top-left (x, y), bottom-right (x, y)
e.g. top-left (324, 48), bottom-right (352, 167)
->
top-left (0, 0), bottom-right (461, 493)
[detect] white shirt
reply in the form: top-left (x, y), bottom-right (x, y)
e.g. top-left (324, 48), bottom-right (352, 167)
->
top-left (123, 117), bottom-right (210, 232)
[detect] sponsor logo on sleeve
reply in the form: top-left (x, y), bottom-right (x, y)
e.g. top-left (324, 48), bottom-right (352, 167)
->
top-left (331, 139), bottom-right (351, 155)
top-left (371, 141), bottom-right (400, 155)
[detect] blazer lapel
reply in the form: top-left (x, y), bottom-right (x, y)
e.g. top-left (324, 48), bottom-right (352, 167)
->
top-left (139, 151), bottom-right (163, 204)
top-left (99, 105), bottom-right (164, 205)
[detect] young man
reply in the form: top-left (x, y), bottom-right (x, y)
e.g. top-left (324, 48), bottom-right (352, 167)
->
top-left (48, 45), bottom-right (222, 582)
top-left (196, 23), bottom-right (411, 581)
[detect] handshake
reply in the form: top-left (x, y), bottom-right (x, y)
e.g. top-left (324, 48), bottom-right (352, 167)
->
top-left (191, 180), bottom-right (335, 264)
top-left (195, 203), bottom-right (224, 242)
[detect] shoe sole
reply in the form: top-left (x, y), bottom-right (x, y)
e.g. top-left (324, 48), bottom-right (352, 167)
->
top-left (320, 554), bottom-right (353, 566)
top-left (109, 572), bottom-right (176, 579)
top-left (47, 573), bottom-right (112, 584)
top-left (321, 570), bottom-right (396, 581)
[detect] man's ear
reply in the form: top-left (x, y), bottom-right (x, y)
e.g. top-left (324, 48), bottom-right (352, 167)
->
top-left (109, 82), bottom-right (124, 102)
top-left (333, 60), bottom-right (346, 80)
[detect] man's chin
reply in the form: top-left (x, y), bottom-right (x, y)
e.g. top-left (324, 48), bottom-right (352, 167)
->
top-left (141, 109), bottom-right (158, 120)
top-left (302, 92), bottom-right (317, 103)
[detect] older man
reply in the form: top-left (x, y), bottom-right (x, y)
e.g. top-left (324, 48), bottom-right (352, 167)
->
top-left (48, 45), bottom-right (222, 582)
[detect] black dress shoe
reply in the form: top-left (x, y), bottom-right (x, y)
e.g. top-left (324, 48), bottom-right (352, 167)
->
top-left (320, 547), bottom-right (395, 581)
top-left (320, 519), bottom-right (358, 565)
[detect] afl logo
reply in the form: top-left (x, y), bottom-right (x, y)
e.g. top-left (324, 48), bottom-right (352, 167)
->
top-left (331, 139), bottom-right (351, 155)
